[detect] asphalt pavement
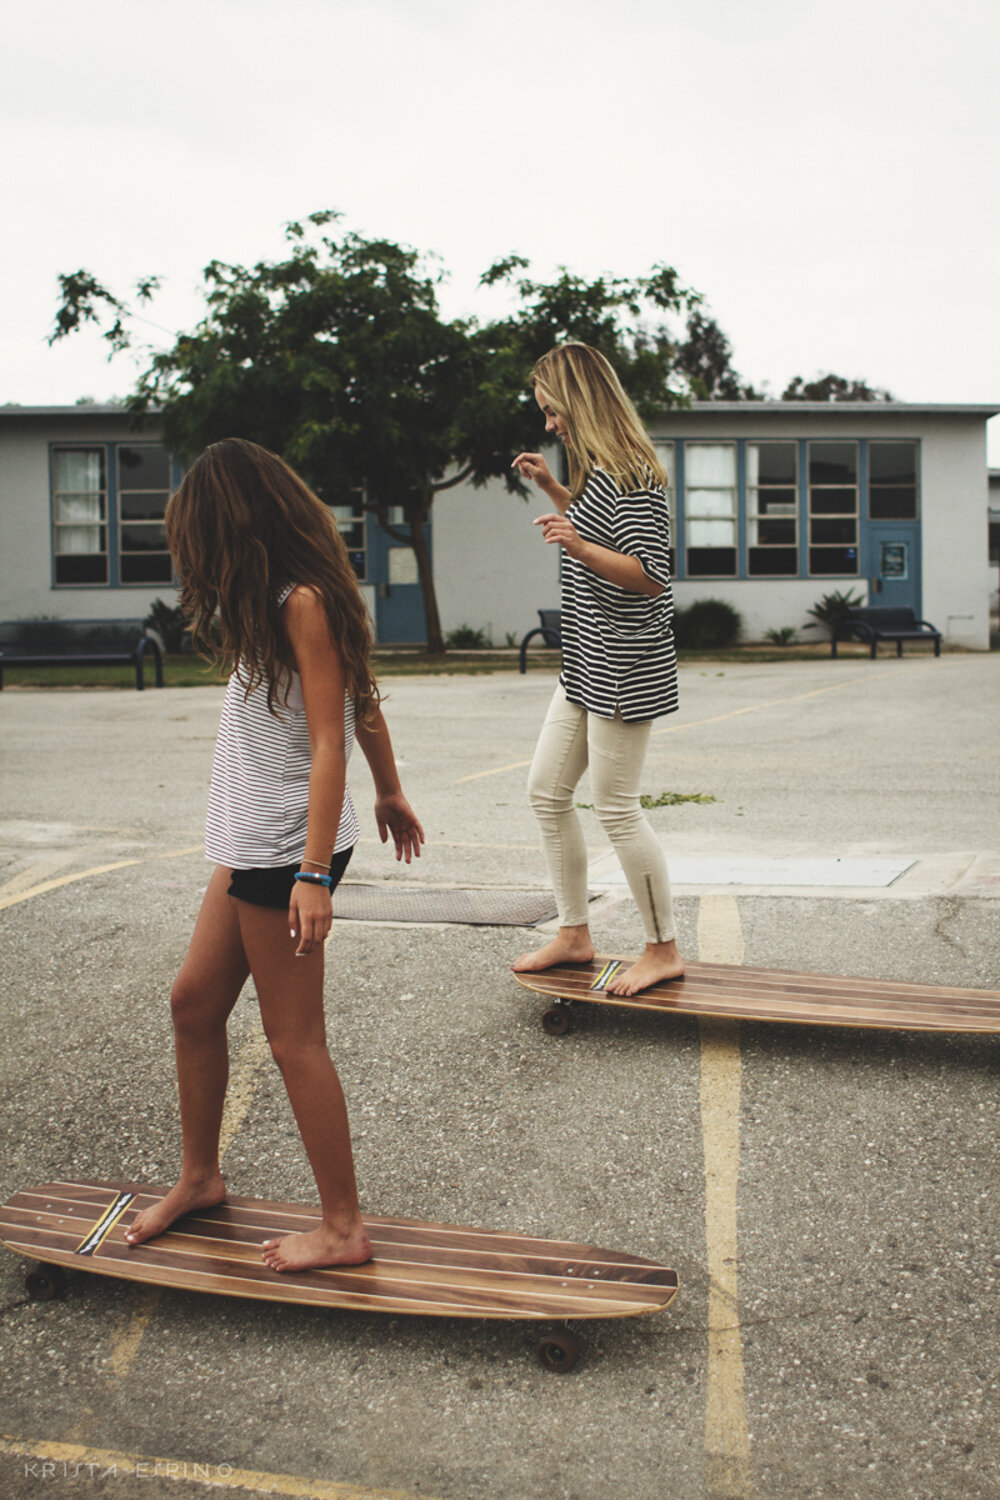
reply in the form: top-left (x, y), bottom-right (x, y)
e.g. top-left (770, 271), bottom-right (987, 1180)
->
top-left (1, 653), bottom-right (998, 1500)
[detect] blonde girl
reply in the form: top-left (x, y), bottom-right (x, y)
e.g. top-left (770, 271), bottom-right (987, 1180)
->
top-left (511, 343), bottom-right (684, 996)
top-left (126, 438), bottom-right (423, 1271)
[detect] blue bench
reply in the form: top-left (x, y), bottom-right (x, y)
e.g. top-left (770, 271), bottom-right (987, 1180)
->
top-left (0, 618), bottom-right (165, 690)
top-left (831, 607), bottom-right (941, 659)
top-left (519, 610), bottom-right (563, 674)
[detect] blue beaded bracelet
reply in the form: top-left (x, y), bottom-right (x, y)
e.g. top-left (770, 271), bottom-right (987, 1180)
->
top-left (293, 870), bottom-right (333, 888)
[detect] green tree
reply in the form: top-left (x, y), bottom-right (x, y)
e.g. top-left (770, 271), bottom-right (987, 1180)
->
top-left (671, 309), bottom-right (760, 400)
top-left (781, 373), bottom-right (893, 402)
top-left (50, 214), bottom-right (700, 652)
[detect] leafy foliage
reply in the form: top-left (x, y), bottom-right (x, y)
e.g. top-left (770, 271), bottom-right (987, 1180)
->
top-left (673, 598), bottom-right (743, 649)
top-left (444, 624), bottom-right (491, 649)
top-left (671, 310), bottom-right (760, 400)
top-left (781, 373), bottom-right (893, 402)
top-left (639, 790), bottom-right (716, 807)
top-left (50, 213), bottom-right (700, 653)
top-left (802, 587), bottom-right (866, 636)
top-left (144, 597), bottom-right (190, 654)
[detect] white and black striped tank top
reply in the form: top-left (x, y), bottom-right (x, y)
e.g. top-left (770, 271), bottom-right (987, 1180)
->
top-left (204, 584), bottom-right (359, 869)
top-left (560, 467), bottom-right (678, 723)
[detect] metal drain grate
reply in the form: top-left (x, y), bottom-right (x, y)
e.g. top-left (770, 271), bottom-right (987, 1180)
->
top-left (331, 884), bottom-right (559, 927)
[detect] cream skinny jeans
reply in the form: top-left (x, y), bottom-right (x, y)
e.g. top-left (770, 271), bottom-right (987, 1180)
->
top-left (527, 685), bottom-right (676, 943)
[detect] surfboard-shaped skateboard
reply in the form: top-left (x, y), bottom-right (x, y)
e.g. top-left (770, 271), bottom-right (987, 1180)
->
top-left (514, 956), bottom-right (1000, 1036)
top-left (0, 1180), bottom-right (678, 1372)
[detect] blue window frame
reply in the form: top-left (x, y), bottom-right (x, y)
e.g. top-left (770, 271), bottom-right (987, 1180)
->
top-left (50, 441), bottom-right (179, 588)
top-left (668, 437), bottom-right (918, 581)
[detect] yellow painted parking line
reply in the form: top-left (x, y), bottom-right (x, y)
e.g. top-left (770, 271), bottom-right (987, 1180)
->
top-left (0, 860), bottom-right (142, 911)
top-left (454, 672), bottom-right (868, 782)
top-left (455, 758), bottom-right (537, 785)
top-left (105, 1017), bottom-right (272, 1382)
top-left (697, 896), bottom-right (752, 1500)
top-left (0, 1435), bottom-right (439, 1499)
top-left (0, 856), bottom-right (76, 900)
top-left (651, 672), bottom-right (865, 739)
top-left (0, 845), bottom-right (203, 913)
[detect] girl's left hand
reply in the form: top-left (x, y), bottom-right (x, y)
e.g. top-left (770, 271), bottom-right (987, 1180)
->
top-left (289, 879), bottom-right (333, 957)
top-left (375, 792), bottom-right (425, 863)
top-left (534, 512), bottom-right (586, 559)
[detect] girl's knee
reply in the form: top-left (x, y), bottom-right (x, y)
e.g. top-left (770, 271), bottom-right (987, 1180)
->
top-left (266, 1032), bottom-right (328, 1078)
top-left (594, 800), bottom-right (643, 844)
top-left (170, 973), bottom-right (211, 1034)
top-left (527, 771), bottom-right (574, 818)
top-left (169, 972), bottom-right (233, 1037)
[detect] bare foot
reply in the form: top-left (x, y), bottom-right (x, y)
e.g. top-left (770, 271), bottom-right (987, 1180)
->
top-left (605, 943), bottom-right (685, 997)
top-left (261, 1221), bottom-right (373, 1273)
top-left (511, 927), bottom-right (595, 974)
top-left (125, 1174), bottom-right (227, 1247)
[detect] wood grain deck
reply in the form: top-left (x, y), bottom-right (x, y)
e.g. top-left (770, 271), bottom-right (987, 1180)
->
top-left (514, 956), bottom-right (1000, 1033)
top-left (0, 1182), bottom-right (678, 1322)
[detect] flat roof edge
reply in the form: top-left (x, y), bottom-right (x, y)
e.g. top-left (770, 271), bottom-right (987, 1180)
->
top-left (2, 400), bottom-right (999, 420)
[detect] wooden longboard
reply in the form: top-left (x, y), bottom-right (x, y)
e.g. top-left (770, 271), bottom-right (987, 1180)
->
top-left (0, 1181), bottom-right (678, 1371)
top-left (514, 956), bottom-right (1000, 1035)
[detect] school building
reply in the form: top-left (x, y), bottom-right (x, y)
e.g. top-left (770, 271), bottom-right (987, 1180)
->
top-left (0, 401), bottom-right (997, 650)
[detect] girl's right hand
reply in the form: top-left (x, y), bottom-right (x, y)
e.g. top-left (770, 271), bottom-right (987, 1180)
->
top-left (511, 452), bottom-right (556, 492)
top-left (289, 878), bottom-right (333, 957)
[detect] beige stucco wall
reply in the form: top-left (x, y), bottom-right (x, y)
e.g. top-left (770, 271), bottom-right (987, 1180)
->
top-left (2, 404), bottom-right (995, 649)
top-left (434, 405), bottom-right (995, 651)
top-left (433, 469), bottom-right (560, 646)
top-left (654, 405), bottom-right (992, 649)
top-left (0, 410), bottom-right (176, 622)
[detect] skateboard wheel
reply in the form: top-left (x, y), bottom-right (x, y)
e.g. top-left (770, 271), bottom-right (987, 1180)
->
top-left (25, 1265), bottom-right (66, 1302)
top-left (538, 1328), bottom-right (580, 1373)
top-left (541, 1004), bottom-right (571, 1036)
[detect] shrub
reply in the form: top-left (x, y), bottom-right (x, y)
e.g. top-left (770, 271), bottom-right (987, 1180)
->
top-left (145, 597), bottom-right (191, 654)
top-left (802, 588), bottom-right (865, 639)
top-left (445, 624), bottom-right (491, 649)
top-left (673, 599), bottom-right (742, 650)
top-left (764, 626), bottom-right (797, 646)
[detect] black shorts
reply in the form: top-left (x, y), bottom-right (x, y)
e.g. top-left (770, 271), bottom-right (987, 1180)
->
top-left (227, 846), bottom-right (354, 910)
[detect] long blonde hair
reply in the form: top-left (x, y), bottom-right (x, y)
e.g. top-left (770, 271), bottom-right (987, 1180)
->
top-left (531, 343), bottom-right (667, 499)
top-left (165, 438), bottom-right (379, 721)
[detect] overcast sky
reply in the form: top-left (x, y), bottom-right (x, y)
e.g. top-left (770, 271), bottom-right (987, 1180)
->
top-left (4, 0), bottom-right (998, 460)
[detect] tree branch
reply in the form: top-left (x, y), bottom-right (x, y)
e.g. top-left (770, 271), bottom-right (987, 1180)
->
top-left (431, 463), bottom-right (475, 494)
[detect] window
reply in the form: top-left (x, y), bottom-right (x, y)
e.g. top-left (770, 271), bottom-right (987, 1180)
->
top-left (117, 446), bottom-right (172, 584)
top-left (52, 442), bottom-right (174, 587)
top-left (808, 442), bottom-right (858, 575)
top-left (748, 443), bottom-right (797, 576)
top-left (868, 442), bottom-right (918, 519)
top-left (329, 501), bottom-right (367, 580)
top-left (52, 448), bottom-right (108, 585)
top-left (684, 444), bottom-right (737, 576)
top-left (654, 441), bottom-right (676, 573)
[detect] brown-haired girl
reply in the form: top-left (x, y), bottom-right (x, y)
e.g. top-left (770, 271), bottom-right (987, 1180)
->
top-left (126, 438), bottom-right (423, 1271)
top-left (511, 343), bottom-right (684, 996)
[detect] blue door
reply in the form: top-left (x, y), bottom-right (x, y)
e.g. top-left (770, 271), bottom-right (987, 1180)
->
top-left (368, 515), bottom-right (431, 644)
top-left (867, 523), bottom-right (920, 613)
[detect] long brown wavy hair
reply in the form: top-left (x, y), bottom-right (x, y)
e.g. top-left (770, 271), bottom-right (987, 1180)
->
top-left (531, 343), bottom-right (668, 499)
top-left (165, 438), bottom-right (379, 720)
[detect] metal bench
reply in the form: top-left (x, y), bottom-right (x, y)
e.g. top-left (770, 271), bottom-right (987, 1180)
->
top-left (519, 609), bottom-right (563, 674)
top-left (0, 618), bottom-right (165, 690)
top-left (831, 607), bottom-right (942, 659)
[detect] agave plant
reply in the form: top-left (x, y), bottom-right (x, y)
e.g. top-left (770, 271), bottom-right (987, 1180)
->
top-left (802, 588), bottom-right (866, 639)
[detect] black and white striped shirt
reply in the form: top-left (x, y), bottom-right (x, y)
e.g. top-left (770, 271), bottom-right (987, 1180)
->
top-left (560, 467), bottom-right (678, 723)
top-left (204, 585), bottom-right (359, 869)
